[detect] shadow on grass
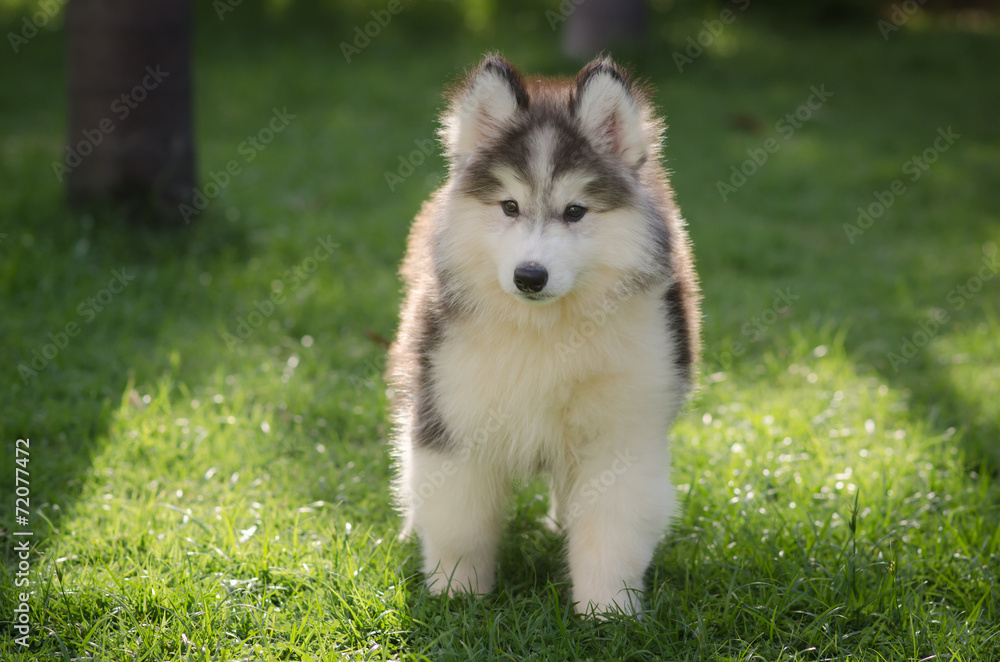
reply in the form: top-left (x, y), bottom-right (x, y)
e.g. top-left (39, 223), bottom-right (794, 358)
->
top-left (2, 7), bottom-right (997, 658)
top-left (1, 203), bottom-right (254, 551)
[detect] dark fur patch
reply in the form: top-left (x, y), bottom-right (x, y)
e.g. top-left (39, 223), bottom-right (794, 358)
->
top-left (456, 166), bottom-right (506, 204)
top-left (477, 55), bottom-right (530, 110)
top-left (458, 122), bottom-right (532, 203)
top-left (664, 281), bottom-right (693, 380)
top-left (458, 106), bottom-right (635, 213)
top-left (413, 390), bottom-right (449, 451)
top-left (551, 122), bottom-right (635, 211)
top-left (547, 118), bottom-right (591, 176)
top-left (581, 172), bottom-right (632, 211)
top-left (412, 303), bottom-right (452, 451)
top-left (572, 57), bottom-right (632, 109)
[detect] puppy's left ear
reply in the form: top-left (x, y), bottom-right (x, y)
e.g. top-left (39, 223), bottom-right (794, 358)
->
top-left (573, 57), bottom-right (648, 170)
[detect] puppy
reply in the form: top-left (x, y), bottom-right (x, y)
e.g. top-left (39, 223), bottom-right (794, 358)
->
top-left (388, 54), bottom-right (700, 615)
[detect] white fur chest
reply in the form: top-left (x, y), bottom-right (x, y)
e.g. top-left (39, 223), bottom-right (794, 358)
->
top-left (430, 293), bottom-right (679, 476)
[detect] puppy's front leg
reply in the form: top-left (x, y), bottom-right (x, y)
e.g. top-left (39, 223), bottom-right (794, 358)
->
top-left (409, 446), bottom-right (508, 596)
top-left (563, 442), bottom-right (677, 616)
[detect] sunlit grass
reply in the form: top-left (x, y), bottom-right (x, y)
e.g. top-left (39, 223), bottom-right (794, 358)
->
top-left (1, 5), bottom-right (998, 660)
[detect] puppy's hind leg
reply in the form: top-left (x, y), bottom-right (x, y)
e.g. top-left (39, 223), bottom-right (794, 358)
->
top-left (409, 446), bottom-right (508, 596)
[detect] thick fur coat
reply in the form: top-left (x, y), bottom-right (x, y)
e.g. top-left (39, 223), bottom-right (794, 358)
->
top-left (387, 55), bottom-right (700, 615)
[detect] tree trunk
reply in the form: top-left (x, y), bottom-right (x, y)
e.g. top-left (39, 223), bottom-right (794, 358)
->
top-left (64, 0), bottom-right (195, 224)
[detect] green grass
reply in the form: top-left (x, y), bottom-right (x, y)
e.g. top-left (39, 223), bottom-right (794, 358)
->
top-left (2, 4), bottom-right (999, 660)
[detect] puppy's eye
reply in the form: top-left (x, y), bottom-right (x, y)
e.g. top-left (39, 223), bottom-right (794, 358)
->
top-left (564, 204), bottom-right (587, 222)
top-left (501, 200), bottom-right (519, 217)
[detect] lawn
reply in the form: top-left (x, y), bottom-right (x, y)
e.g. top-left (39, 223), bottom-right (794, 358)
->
top-left (2, 3), bottom-right (999, 660)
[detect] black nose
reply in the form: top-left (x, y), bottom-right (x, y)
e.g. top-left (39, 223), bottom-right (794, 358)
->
top-left (513, 262), bottom-right (548, 293)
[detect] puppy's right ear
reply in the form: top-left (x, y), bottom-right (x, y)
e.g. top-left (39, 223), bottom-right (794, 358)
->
top-left (441, 55), bottom-right (528, 160)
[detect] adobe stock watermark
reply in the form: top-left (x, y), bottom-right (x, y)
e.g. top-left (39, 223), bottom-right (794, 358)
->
top-left (555, 279), bottom-right (649, 361)
top-left (561, 450), bottom-right (637, 527)
top-left (716, 85), bottom-right (833, 201)
top-left (18, 268), bottom-right (137, 384)
top-left (843, 126), bottom-right (959, 244)
top-left (351, 353), bottom-right (388, 395)
top-left (385, 137), bottom-right (436, 192)
top-left (222, 235), bottom-right (337, 350)
top-left (887, 243), bottom-right (998, 372)
top-left (51, 65), bottom-right (170, 182)
top-left (878, 0), bottom-right (929, 40)
top-left (673, 0), bottom-right (751, 72)
top-left (545, 0), bottom-right (586, 31)
top-left (213, 0), bottom-right (245, 21)
top-left (340, 0), bottom-right (405, 63)
top-left (7, 0), bottom-right (66, 54)
top-left (411, 408), bottom-right (511, 508)
top-left (178, 107), bottom-right (296, 224)
top-left (12, 437), bottom-right (33, 648)
top-left (713, 287), bottom-right (798, 370)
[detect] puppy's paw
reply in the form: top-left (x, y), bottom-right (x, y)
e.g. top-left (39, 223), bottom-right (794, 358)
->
top-left (573, 589), bottom-right (644, 619)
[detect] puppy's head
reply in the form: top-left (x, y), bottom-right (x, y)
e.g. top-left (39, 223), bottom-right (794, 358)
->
top-left (436, 55), bottom-right (669, 313)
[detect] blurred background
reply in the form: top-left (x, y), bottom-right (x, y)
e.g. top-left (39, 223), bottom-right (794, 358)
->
top-left (4, 0), bottom-right (996, 469)
top-left (1, 1), bottom-right (999, 658)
